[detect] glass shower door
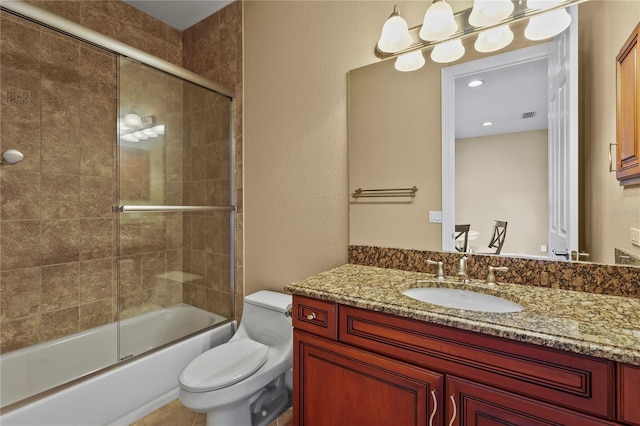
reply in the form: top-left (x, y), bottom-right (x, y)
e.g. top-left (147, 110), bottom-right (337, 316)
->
top-left (116, 57), bottom-right (234, 361)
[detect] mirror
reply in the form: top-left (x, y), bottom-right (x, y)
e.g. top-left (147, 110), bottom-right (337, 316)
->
top-left (348, 0), bottom-right (640, 266)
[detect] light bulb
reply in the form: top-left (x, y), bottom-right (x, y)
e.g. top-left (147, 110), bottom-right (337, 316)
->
top-left (475, 25), bottom-right (514, 52)
top-left (431, 38), bottom-right (465, 63)
top-left (469, 0), bottom-right (514, 27)
top-left (419, 0), bottom-right (458, 42)
top-left (377, 6), bottom-right (412, 53)
top-left (395, 51), bottom-right (426, 72)
top-left (524, 8), bottom-right (571, 40)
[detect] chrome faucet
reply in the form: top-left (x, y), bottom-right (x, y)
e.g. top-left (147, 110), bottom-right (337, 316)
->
top-left (457, 256), bottom-right (469, 283)
top-left (426, 260), bottom-right (445, 280)
top-left (486, 266), bottom-right (509, 285)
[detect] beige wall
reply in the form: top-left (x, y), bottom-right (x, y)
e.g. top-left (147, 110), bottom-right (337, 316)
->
top-left (243, 1), bottom-right (414, 293)
top-left (456, 130), bottom-right (548, 257)
top-left (581, 1), bottom-right (640, 264)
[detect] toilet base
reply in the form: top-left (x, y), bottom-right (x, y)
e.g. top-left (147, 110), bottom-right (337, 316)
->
top-left (205, 373), bottom-right (290, 426)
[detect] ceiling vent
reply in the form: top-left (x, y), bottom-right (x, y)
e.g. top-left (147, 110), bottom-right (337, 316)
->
top-left (522, 111), bottom-right (537, 119)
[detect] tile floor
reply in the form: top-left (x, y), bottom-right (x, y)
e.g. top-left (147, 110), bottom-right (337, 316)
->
top-left (129, 399), bottom-right (293, 426)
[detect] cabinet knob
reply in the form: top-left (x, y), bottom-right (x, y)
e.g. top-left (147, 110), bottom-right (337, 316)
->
top-left (306, 312), bottom-right (317, 320)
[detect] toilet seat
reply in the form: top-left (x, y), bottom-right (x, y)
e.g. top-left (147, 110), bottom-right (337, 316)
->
top-left (179, 339), bottom-right (269, 392)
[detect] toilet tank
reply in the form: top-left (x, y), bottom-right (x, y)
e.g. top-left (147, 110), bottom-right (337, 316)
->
top-left (237, 291), bottom-right (292, 347)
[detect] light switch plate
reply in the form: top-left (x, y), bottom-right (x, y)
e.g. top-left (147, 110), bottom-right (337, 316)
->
top-left (429, 211), bottom-right (442, 223)
top-left (631, 228), bottom-right (640, 247)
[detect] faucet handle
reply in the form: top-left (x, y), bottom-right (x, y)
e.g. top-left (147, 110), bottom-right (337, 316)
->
top-left (486, 266), bottom-right (508, 285)
top-left (426, 260), bottom-right (445, 280)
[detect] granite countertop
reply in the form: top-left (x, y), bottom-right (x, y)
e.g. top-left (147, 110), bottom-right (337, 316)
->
top-left (284, 264), bottom-right (640, 366)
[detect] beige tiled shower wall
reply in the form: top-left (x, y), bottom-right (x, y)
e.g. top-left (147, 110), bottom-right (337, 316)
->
top-left (0, 0), bottom-right (244, 353)
top-left (182, 2), bottom-right (244, 322)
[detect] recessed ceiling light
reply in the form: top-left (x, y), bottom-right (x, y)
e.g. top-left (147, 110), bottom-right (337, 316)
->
top-left (468, 80), bottom-right (484, 87)
top-left (482, 121), bottom-right (494, 126)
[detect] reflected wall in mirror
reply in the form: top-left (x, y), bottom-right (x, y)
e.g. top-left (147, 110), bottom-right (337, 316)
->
top-left (348, 0), bottom-right (640, 266)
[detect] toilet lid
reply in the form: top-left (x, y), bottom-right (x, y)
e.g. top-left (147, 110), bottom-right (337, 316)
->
top-left (179, 339), bottom-right (269, 392)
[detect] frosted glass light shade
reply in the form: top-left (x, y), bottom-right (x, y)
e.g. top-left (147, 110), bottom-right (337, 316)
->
top-left (395, 51), bottom-right (426, 72)
top-left (377, 9), bottom-right (412, 53)
top-left (475, 25), bottom-right (514, 52)
top-left (524, 8), bottom-right (571, 40)
top-left (469, 0), bottom-right (514, 27)
top-left (431, 39), bottom-right (465, 63)
top-left (419, 1), bottom-right (458, 41)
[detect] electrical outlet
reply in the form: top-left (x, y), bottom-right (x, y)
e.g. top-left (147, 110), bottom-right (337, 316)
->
top-left (429, 211), bottom-right (442, 223)
top-left (631, 228), bottom-right (640, 247)
top-left (540, 245), bottom-right (547, 253)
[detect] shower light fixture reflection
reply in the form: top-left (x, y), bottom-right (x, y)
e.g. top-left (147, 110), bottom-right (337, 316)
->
top-left (118, 113), bottom-right (164, 143)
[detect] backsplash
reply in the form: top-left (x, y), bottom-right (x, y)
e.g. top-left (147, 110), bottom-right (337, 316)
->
top-left (349, 245), bottom-right (640, 299)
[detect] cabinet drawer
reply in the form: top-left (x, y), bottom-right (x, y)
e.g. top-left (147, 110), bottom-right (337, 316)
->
top-left (339, 305), bottom-right (615, 419)
top-left (618, 363), bottom-right (640, 425)
top-left (292, 295), bottom-right (337, 340)
top-left (448, 376), bottom-right (618, 426)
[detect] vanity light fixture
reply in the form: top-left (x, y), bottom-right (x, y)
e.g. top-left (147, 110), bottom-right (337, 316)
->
top-left (524, 8), bottom-right (571, 40)
top-left (377, 5), bottom-right (412, 53)
top-left (524, 0), bottom-right (571, 40)
top-left (468, 0), bottom-right (514, 27)
top-left (431, 38), bottom-right (465, 63)
top-left (475, 25), bottom-right (514, 52)
top-left (395, 50), bottom-right (426, 72)
top-left (467, 79), bottom-right (484, 87)
top-left (374, 0), bottom-right (584, 72)
top-left (419, 0), bottom-right (458, 42)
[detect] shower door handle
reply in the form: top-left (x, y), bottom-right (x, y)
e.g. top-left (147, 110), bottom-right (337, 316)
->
top-left (114, 205), bottom-right (236, 213)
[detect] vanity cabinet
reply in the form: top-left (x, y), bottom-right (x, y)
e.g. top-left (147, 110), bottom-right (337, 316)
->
top-left (292, 295), bottom-right (629, 425)
top-left (616, 22), bottom-right (640, 185)
top-left (618, 364), bottom-right (640, 425)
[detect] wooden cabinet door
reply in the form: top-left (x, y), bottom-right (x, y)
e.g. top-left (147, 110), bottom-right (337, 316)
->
top-left (619, 363), bottom-right (640, 425)
top-left (446, 376), bottom-right (617, 426)
top-left (294, 330), bottom-right (444, 426)
top-left (616, 22), bottom-right (640, 184)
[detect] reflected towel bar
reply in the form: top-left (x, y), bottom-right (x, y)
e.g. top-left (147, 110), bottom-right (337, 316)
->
top-left (115, 205), bottom-right (236, 213)
top-left (352, 186), bottom-right (418, 199)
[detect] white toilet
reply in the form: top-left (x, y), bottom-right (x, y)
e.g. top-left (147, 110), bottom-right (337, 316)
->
top-left (179, 290), bottom-right (293, 426)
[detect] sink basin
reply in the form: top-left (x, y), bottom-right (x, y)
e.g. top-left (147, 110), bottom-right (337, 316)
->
top-left (403, 287), bottom-right (523, 313)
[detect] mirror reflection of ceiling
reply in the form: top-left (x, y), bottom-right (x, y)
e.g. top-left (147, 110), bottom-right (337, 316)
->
top-left (455, 58), bottom-right (548, 139)
top-left (123, 0), bottom-right (233, 30)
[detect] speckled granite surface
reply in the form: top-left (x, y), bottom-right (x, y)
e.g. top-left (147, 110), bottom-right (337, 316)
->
top-left (349, 245), bottom-right (640, 298)
top-left (285, 264), bottom-right (640, 366)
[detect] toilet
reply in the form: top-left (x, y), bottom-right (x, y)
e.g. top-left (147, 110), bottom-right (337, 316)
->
top-left (179, 290), bottom-right (293, 426)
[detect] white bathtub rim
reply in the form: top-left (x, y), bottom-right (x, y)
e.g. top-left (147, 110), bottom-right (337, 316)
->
top-left (0, 321), bottom-right (235, 426)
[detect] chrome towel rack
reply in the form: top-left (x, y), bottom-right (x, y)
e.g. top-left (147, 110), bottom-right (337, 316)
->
top-left (351, 186), bottom-right (418, 199)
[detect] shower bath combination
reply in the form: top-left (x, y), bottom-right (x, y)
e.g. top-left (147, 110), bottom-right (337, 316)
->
top-left (0, 0), bottom-right (238, 423)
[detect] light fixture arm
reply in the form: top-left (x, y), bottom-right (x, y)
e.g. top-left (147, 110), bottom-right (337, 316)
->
top-left (374, 0), bottom-right (587, 60)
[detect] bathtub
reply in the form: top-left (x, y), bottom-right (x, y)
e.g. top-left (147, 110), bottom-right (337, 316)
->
top-left (1, 304), bottom-right (234, 426)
